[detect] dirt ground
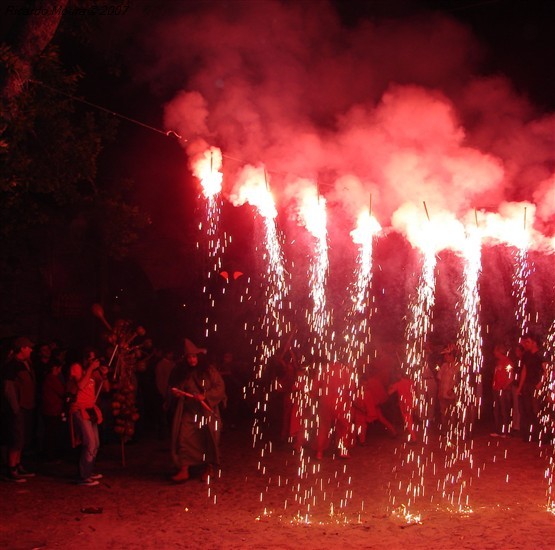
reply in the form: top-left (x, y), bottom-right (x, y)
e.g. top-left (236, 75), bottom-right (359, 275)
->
top-left (1, 422), bottom-right (555, 550)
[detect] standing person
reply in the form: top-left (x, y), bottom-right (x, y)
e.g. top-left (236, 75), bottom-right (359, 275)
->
top-left (490, 344), bottom-right (514, 437)
top-left (32, 342), bottom-right (53, 395)
top-left (510, 343), bottom-right (525, 435)
top-left (517, 332), bottom-right (547, 443)
top-left (170, 339), bottom-right (226, 483)
top-left (154, 349), bottom-right (176, 439)
top-left (388, 371), bottom-right (416, 442)
top-left (314, 361), bottom-right (355, 459)
top-left (437, 344), bottom-right (459, 432)
top-left (67, 355), bottom-right (109, 486)
top-left (1, 336), bottom-right (36, 482)
top-left (421, 344), bottom-right (438, 425)
top-left (40, 360), bottom-right (66, 461)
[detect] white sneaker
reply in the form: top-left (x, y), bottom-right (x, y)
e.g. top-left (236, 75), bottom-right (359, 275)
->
top-left (78, 478), bottom-right (100, 487)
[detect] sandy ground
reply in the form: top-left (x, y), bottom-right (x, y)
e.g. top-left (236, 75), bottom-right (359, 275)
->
top-left (1, 422), bottom-right (555, 550)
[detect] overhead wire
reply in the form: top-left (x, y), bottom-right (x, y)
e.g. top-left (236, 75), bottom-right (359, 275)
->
top-left (28, 78), bottom-right (185, 141)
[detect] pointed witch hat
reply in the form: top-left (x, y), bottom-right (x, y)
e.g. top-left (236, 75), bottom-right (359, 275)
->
top-left (184, 338), bottom-right (207, 356)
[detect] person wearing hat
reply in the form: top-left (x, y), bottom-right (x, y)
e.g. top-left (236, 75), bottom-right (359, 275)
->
top-left (2, 336), bottom-right (36, 482)
top-left (170, 339), bottom-right (226, 482)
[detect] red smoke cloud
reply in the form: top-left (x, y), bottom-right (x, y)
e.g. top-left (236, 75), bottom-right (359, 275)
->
top-left (148, 0), bottom-right (554, 246)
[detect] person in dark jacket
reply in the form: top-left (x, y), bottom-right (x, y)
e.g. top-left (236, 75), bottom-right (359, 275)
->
top-left (2, 336), bottom-right (36, 482)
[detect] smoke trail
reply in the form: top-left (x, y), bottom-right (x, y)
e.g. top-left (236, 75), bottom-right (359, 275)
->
top-left (155, 1), bottom-right (554, 243)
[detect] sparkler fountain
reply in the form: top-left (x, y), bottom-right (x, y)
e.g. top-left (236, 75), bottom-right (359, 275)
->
top-left (297, 184), bottom-right (330, 346)
top-left (388, 202), bottom-right (438, 522)
top-left (441, 227), bottom-right (483, 512)
top-left (191, 145), bottom-right (227, 340)
top-left (285, 183), bottom-right (358, 523)
top-left (343, 209), bottom-right (381, 369)
top-left (542, 321), bottom-right (555, 513)
top-left (511, 208), bottom-right (532, 345)
top-left (231, 166), bottom-right (296, 515)
top-left (390, 238), bottom-right (436, 520)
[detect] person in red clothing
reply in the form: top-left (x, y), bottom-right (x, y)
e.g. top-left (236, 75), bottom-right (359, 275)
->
top-left (314, 362), bottom-right (355, 459)
top-left (353, 369), bottom-right (397, 445)
top-left (388, 372), bottom-right (416, 442)
top-left (41, 360), bottom-right (66, 460)
top-left (490, 344), bottom-right (514, 437)
top-left (1, 336), bottom-right (36, 482)
top-left (67, 356), bottom-right (109, 486)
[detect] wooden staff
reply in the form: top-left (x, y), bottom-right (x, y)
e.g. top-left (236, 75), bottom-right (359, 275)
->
top-left (110, 347), bottom-right (121, 382)
top-left (171, 387), bottom-right (214, 414)
top-left (69, 411), bottom-right (77, 449)
top-left (121, 438), bottom-right (126, 468)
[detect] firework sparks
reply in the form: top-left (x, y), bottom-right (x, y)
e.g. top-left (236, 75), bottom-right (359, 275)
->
top-left (297, 185), bottom-right (329, 340)
top-left (389, 252), bottom-right (436, 519)
top-left (539, 321), bottom-right (555, 512)
top-left (191, 146), bottom-right (227, 339)
top-left (405, 243), bottom-right (437, 434)
top-left (343, 210), bottom-right (381, 368)
top-left (512, 244), bottom-right (531, 341)
top-left (350, 210), bottom-right (381, 314)
top-left (232, 166), bottom-right (295, 512)
top-left (193, 146), bottom-right (224, 199)
top-left (388, 205), bottom-right (439, 517)
top-left (442, 228), bottom-right (483, 511)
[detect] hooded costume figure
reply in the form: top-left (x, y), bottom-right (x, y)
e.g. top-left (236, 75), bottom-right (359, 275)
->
top-left (170, 339), bottom-right (226, 482)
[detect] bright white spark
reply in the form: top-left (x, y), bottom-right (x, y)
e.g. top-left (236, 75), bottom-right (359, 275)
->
top-left (443, 229), bottom-right (483, 511)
